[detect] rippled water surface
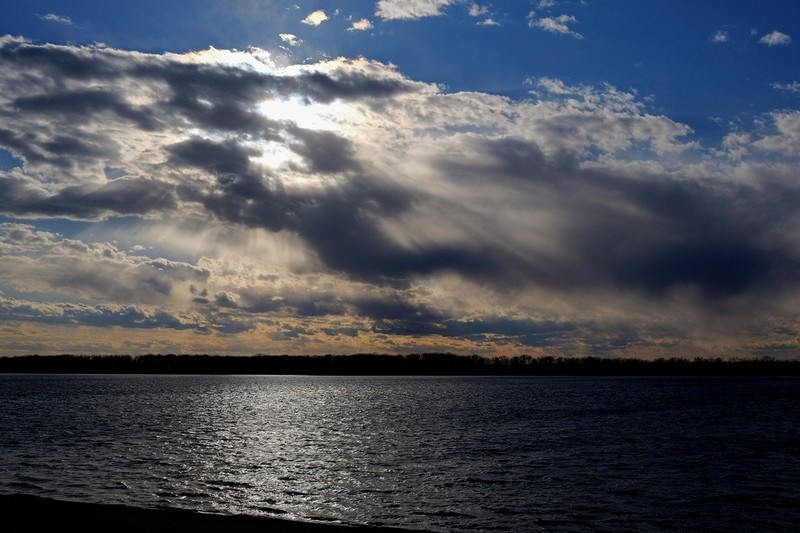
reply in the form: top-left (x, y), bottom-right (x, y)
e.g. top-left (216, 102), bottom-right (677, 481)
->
top-left (1, 375), bottom-right (799, 531)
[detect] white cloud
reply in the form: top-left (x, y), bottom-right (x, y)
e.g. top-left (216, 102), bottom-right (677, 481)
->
top-left (528, 12), bottom-right (582, 39)
top-left (348, 18), bottom-right (374, 31)
top-left (375, 0), bottom-right (457, 20)
top-left (538, 0), bottom-right (557, 7)
top-left (711, 30), bottom-right (729, 43)
top-left (469, 3), bottom-right (488, 17)
top-left (752, 111), bottom-right (800, 152)
top-left (38, 13), bottom-right (73, 25)
top-left (279, 33), bottom-right (302, 46)
top-left (301, 9), bottom-right (329, 26)
top-left (771, 81), bottom-right (800, 94)
top-left (478, 18), bottom-right (500, 27)
top-left (760, 30), bottom-right (791, 46)
top-left (0, 223), bottom-right (208, 306)
top-left (720, 131), bottom-right (752, 161)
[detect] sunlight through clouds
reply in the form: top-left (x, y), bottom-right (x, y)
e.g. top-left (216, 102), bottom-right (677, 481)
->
top-left (2, 1), bottom-right (800, 357)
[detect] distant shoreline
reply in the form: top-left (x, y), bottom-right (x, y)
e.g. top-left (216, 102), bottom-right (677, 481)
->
top-left (0, 494), bottom-right (415, 532)
top-left (1, 353), bottom-right (798, 376)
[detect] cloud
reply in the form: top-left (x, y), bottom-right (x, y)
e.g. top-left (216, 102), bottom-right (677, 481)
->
top-left (0, 223), bottom-right (210, 312)
top-left (528, 12), bottom-right (583, 39)
top-left (279, 33), bottom-right (302, 46)
top-left (772, 81), bottom-right (800, 94)
top-left (0, 296), bottom-right (204, 330)
top-left (348, 18), bottom-right (374, 31)
top-left (711, 30), bottom-right (729, 43)
top-left (0, 175), bottom-right (177, 219)
top-left (3, 37), bottom-right (800, 357)
top-left (375, 0), bottom-right (458, 20)
top-left (301, 9), bottom-right (328, 26)
top-left (469, 3), bottom-right (488, 17)
top-left (760, 30), bottom-right (791, 46)
top-left (752, 110), bottom-right (800, 152)
top-left (538, 0), bottom-right (557, 7)
top-left (467, 2), bottom-right (497, 26)
top-left (38, 14), bottom-right (73, 25)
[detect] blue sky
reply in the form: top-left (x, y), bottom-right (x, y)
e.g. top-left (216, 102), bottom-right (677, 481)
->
top-left (5, 1), bottom-right (799, 138)
top-left (1, 1), bottom-right (800, 357)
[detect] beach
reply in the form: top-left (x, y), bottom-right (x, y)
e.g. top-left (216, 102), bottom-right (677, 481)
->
top-left (0, 495), bottom-right (415, 532)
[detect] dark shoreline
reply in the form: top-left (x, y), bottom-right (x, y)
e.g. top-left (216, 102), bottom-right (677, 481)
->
top-left (1, 353), bottom-right (799, 376)
top-left (0, 495), bottom-right (417, 532)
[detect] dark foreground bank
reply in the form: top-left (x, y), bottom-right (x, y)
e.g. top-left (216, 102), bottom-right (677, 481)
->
top-left (0, 495), bottom-right (417, 533)
top-left (2, 353), bottom-right (800, 375)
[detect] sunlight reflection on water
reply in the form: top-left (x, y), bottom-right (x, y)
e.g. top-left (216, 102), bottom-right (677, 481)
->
top-left (1, 375), bottom-right (799, 531)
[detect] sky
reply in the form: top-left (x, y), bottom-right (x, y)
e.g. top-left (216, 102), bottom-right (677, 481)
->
top-left (1, 1), bottom-right (800, 358)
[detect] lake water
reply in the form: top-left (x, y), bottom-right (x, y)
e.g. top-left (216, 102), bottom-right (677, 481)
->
top-left (0, 375), bottom-right (798, 531)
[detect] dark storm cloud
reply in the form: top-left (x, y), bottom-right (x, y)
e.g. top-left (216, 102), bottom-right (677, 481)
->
top-left (0, 297), bottom-right (198, 330)
top-left (435, 135), bottom-right (800, 300)
top-left (0, 176), bottom-right (176, 219)
top-left (290, 70), bottom-right (419, 103)
top-left (354, 296), bottom-right (447, 336)
top-left (0, 38), bottom-right (121, 80)
top-left (0, 129), bottom-right (118, 169)
top-left (0, 38), bottom-right (418, 102)
top-left (167, 138), bottom-right (259, 178)
top-left (229, 286), bottom-right (449, 338)
top-left (166, 134), bottom-right (496, 283)
top-left (5, 35), bottom-right (800, 357)
top-left (0, 37), bottom-right (418, 181)
top-left (237, 290), bottom-right (345, 317)
top-left (286, 126), bottom-right (361, 174)
top-left (563, 168), bottom-right (796, 299)
top-left (442, 317), bottom-right (577, 345)
top-left (12, 89), bottom-right (161, 131)
top-left (214, 292), bottom-right (239, 309)
top-left (5, 31), bottom-right (795, 300)
top-left (138, 58), bottom-right (417, 106)
top-left (164, 95), bottom-right (279, 134)
top-left (0, 40), bottom-right (434, 286)
top-left (167, 137), bottom-right (291, 232)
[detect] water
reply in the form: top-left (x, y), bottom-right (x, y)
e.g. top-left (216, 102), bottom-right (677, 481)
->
top-left (1, 375), bottom-right (798, 531)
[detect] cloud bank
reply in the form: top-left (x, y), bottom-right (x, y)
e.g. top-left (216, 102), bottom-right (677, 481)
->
top-left (1, 36), bottom-right (800, 357)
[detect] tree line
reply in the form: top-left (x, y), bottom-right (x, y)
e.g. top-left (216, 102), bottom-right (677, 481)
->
top-left (0, 353), bottom-right (798, 376)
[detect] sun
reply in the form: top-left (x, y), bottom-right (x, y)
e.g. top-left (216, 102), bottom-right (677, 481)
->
top-left (257, 97), bottom-right (359, 132)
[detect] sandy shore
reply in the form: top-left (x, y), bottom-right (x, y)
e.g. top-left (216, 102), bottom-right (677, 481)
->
top-left (0, 495), bottom-right (418, 532)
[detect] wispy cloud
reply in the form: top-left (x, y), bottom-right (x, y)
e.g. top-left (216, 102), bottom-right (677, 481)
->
top-left (279, 33), bottom-right (302, 46)
top-left (528, 12), bottom-right (582, 39)
top-left (711, 30), bottom-right (729, 43)
top-left (469, 2), bottom-right (498, 25)
top-left (37, 13), bottom-right (73, 26)
top-left (760, 30), bottom-right (791, 46)
top-left (348, 18), bottom-right (374, 31)
top-left (375, 0), bottom-right (457, 20)
top-left (301, 9), bottom-right (329, 26)
top-left (771, 81), bottom-right (800, 93)
top-left (469, 3), bottom-right (488, 17)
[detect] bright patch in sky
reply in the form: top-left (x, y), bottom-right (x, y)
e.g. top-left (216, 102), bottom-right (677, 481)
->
top-left (1, 1), bottom-right (800, 358)
top-left (258, 98), bottom-right (357, 132)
